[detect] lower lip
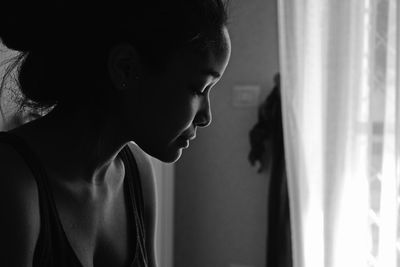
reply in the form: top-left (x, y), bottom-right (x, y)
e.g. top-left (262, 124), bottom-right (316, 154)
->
top-left (176, 138), bottom-right (189, 148)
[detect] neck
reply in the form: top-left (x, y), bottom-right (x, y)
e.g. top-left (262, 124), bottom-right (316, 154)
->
top-left (16, 104), bottom-right (129, 186)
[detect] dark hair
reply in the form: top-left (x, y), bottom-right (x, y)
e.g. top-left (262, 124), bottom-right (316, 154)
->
top-left (0, 0), bottom-right (229, 111)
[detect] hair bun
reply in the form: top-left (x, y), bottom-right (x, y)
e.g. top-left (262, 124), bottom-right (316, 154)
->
top-left (0, 15), bottom-right (34, 51)
top-left (0, 1), bottom-right (64, 52)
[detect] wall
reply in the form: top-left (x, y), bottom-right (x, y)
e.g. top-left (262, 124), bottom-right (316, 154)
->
top-left (173, 0), bottom-right (280, 267)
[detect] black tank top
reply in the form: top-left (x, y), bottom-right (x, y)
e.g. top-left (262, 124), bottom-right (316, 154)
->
top-left (0, 132), bottom-right (148, 267)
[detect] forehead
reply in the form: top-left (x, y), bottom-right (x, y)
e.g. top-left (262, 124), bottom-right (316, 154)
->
top-left (163, 29), bottom-right (231, 78)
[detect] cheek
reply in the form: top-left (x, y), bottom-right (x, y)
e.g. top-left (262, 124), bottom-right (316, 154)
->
top-left (161, 95), bottom-right (198, 132)
top-left (139, 77), bottom-right (198, 133)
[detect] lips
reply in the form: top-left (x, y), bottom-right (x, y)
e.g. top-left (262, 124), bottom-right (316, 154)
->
top-left (179, 133), bottom-right (196, 141)
top-left (176, 133), bottom-right (195, 149)
top-left (186, 134), bottom-right (196, 141)
top-left (174, 137), bottom-right (189, 148)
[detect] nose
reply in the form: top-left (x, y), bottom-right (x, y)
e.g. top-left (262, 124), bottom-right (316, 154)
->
top-left (194, 95), bottom-right (212, 128)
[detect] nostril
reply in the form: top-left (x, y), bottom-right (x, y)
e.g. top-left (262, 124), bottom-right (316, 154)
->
top-left (196, 115), bottom-right (212, 128)
top-left (197, 121), bottom-right (208, 128)
top-left (194, 98), bottom-right (212, 127)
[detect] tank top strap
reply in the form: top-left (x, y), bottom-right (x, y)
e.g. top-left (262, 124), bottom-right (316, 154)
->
top-left (0, 131), bottom-right (147, 267)
top-left (0, 131), bottom-right (76, 266)
top-left (120, 145), bottom-right (149, 267)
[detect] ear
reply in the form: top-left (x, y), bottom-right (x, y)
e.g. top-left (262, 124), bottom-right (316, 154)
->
top-left (108, 43), bottom-right (142, 91)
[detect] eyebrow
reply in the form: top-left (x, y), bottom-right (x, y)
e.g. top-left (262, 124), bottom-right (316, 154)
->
top-left (202, 69), bottom-right (221, 78)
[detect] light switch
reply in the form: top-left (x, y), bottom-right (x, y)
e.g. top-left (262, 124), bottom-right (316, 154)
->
top-left (232, 85), bottom-right (261, 107)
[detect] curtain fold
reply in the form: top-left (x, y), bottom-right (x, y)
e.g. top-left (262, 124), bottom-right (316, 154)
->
top-left (277, 0), bottom-right (399, 266)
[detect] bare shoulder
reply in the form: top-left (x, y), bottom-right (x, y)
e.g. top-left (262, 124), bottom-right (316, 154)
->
top-left (126, 142), bottom-right (156, 210)
top-left (128, 142), bottom-right (156, 216)
top-left (0, 142), bottom-right (41, 215)
top-left (0, 142), bottom-right (40, 266)
top-left (126, 142), bottom-right (158, 267)
top-left (126, 142), bottom-right (155, 186)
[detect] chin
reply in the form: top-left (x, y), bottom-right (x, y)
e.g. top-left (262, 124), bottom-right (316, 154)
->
top-left (157, 149), bottom-right (183, 163)
top-left (138, 138), bottom-right (186, 163)
top-left (142, 145), bottom-right (183, 164)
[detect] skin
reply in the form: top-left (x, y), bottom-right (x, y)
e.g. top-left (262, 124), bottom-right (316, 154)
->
top-left (110, 28), bottom-right (231, 164)
top-left (0, 27), bottom-right (231, 267)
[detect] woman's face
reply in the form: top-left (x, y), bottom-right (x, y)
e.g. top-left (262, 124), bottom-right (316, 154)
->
top-left (125, 28), bottom-right (231, 163)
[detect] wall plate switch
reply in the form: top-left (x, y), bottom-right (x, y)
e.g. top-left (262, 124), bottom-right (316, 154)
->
top-left (232, 85), bottom-right (261, 107)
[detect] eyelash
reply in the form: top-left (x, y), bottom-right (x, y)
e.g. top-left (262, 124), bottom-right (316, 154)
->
top-left (194, 89), bottom-right (205, 96)
top-left (193, 86), bottom-right (210, 96)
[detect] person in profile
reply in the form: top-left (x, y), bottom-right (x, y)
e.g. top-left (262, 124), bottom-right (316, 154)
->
top-left (0, 1), bottom-right (231, 266)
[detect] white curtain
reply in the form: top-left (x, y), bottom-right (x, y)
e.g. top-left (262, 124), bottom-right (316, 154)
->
top-left (278, 0), bottom-right (399, 267)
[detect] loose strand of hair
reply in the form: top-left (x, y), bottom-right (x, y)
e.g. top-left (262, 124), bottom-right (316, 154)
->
top-left (0, 52), bottom-right (27, 121)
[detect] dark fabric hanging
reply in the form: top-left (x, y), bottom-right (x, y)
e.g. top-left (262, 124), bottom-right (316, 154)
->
top-left (248, 74), bottom-right (292, 267)
top-left (265, 140), bottom-right (292, 267)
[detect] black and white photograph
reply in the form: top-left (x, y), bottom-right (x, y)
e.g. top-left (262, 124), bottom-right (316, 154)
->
top-left (0, 0), bottom-right (399, 267)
